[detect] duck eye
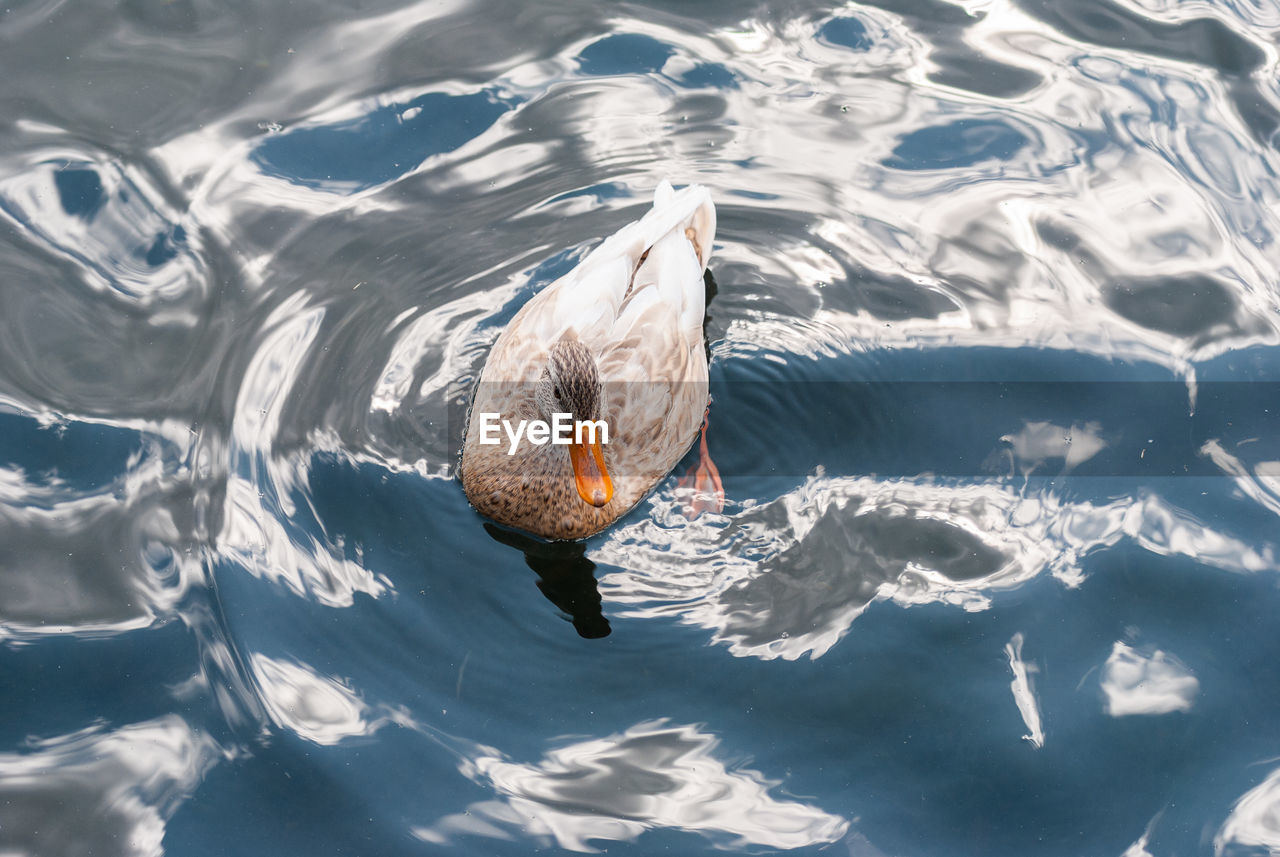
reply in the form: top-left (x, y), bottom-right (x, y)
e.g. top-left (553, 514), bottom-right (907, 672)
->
top-left (553, 386), bottom-right (561, 400)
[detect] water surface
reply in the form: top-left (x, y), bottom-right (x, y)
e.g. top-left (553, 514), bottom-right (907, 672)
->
top-left (2, 0), bottom-right (1280, 855)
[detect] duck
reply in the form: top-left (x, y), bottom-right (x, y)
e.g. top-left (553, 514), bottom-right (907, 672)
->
top-left (460, 180), bottom-right (717, 540)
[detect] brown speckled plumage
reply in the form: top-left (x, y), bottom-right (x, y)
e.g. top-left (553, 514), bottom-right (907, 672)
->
top-left (460, 182), bottom-right (716, 539)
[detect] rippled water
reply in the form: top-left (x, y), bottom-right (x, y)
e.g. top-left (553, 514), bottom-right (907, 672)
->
top-left (3, 0), bottom-right (1280, 854)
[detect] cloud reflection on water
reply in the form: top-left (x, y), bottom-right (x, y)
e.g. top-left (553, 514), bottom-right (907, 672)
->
top-left (1216, 767), bottom-right (1280, 856)
top-left (416, 719), bottom-right (848, 852)
top-left (220, 466), bottom-right (389, 607)
top-left (994, 420), bottom-right (1108, 476)
top-left (0, 411), bottom-right (199, 641)
top-left (1100, 641), bottom-right (1199, 716)
top-left (221, 291), bottom-right (392, 604)
top-left (250, 654), bottom-right (378, 745)
top-left (0, 153), bottom-right (207, 311)
top-left (1201, 438), bottom-right (1280, 520)
top-left (0, 716), bottom-right (220, 857)
top-left (597, 474), bottom-right (1275, 660)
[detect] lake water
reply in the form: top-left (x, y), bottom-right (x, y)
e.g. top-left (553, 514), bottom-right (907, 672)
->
top-left (3, 0), bottom-right (1280, 855)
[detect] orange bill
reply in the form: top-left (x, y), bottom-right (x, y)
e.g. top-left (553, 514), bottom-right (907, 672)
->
top-left (569, 439), bottom-right (613, 507)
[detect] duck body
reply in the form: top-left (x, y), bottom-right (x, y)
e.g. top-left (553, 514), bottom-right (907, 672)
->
top-left (460, 181), bottom-right (716, 540)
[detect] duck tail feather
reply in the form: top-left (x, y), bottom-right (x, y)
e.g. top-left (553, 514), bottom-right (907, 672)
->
top-left (654, 179), bottom-right (676, 207)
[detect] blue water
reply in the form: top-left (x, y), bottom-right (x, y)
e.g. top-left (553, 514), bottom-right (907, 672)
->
top-left (2, 0), bottom-right (1280, 855)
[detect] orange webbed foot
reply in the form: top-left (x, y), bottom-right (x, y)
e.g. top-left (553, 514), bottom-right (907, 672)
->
top-left (677, 408), bottom-right (724, 518)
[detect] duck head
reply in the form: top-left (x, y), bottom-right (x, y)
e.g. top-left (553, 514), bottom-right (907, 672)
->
top-left (536, 338), bottom-right (613, 508)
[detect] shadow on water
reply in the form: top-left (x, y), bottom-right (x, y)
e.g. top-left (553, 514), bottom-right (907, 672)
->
top-left (482, 522), bottom-right (611, 639)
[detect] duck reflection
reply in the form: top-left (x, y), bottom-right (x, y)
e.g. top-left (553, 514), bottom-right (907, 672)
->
top-left (483, 523), bottom-right (610, 638)
top-left (700, 267), bottom-right (718, 362)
